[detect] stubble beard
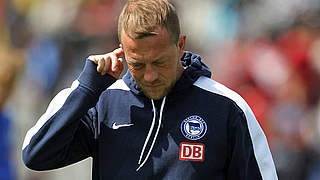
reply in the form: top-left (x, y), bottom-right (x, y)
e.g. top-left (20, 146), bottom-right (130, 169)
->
top-left (141, 82), bottom-right (174, 100)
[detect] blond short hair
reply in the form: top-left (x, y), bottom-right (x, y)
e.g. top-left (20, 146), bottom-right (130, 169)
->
top-left (118, 0), bottom-right (180, 44)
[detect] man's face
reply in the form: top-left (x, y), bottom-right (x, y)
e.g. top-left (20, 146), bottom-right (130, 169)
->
top-left (121, 28), bottom-right (186, 100)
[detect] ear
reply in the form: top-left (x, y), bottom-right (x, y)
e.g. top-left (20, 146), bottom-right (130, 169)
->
top-left (178, 35), bottom-right (186, 59)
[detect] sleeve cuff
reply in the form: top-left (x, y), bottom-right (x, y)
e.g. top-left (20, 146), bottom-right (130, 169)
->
top-left (78, 59), bottom-right (116, 96)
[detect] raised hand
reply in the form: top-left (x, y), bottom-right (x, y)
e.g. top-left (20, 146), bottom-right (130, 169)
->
top-left (88, 47), bottom-right (124, 79)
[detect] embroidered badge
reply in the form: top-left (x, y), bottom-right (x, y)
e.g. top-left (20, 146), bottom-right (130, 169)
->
top-left (181, 115), bottom-right (207, 140)
top-left (179, 142), bottom-right (205, 161)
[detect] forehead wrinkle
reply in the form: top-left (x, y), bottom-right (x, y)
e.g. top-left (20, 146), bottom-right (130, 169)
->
top-left (127, 54), bottom-right (164, 65)
top-left (126, 45), bottom-right (168, 63)
top-left (122, 27), bottom-right (174, 64)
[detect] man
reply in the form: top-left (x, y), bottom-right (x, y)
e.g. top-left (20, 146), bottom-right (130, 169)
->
top-left (22, 0), bottom-right (278, 179)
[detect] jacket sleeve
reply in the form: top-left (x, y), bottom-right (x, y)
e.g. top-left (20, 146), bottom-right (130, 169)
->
top-left (22, 60), bottom-right (116, 170)
top-left (226, 103), bottom-right (278, 180)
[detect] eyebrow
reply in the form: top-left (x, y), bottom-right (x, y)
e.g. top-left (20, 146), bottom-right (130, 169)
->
top-left (153, 55), bottom-right (168, 62)
top-left (127, 55), bottom-right (168, 63)
top-left (126, 57), bottom-right (140, 64)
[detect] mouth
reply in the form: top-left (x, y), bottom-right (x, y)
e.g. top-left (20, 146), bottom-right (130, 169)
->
top-left (143, 84), bottom-right (163, 90)
top-left (139, 83), bottom-right (169, 99)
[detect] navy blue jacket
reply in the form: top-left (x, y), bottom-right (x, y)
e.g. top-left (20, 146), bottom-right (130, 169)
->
top-left (22, 51), bottom-right (278, 180)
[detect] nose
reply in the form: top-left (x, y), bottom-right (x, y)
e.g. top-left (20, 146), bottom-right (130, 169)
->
top-left (144, 65), bottom-right (158, 83)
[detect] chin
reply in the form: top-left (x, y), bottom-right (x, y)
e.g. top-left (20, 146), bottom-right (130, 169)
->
top-left (144, 91), bottom-right (166, 100)
top-left (146, 94), bottom-right (164, 100)
top-left (142, 87), bottom-right (171, 100)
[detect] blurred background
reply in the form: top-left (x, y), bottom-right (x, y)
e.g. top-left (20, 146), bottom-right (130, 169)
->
top-left (1, 0), bottom-right (320, 179)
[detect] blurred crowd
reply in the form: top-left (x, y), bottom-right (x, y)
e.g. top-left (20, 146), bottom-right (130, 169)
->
top-left (1, 0), bottom-right (320, 179)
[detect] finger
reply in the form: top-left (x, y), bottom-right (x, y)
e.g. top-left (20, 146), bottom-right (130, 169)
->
top-left (102, 56), bottom-right (111, 75)
top-left (113, 47), bottom-right (124, 58)
top-left (113, 58), bottom-right (124, 78)
top-left (117, 57), bottom-right (124, 73)
top-left (110, 53), bottom-right (119, 72)
top-left (97, 58), bottom-right (105, 74)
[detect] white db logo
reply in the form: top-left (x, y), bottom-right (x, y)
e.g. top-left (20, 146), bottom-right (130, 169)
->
top-left (179, 142), bottom-right (205, 161)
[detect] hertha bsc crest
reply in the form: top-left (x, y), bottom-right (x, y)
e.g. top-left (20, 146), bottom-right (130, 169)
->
top-left (181, 115), bottom-right (207, 140)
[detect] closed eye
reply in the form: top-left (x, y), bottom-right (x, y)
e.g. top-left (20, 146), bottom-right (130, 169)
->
top-left (152, 60), bottom-right (166, 67)
top-left (130, 62), bottom-right (145, 70)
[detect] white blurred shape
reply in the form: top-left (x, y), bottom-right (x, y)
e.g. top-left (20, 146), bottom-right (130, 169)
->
top-left (27, 0), bottom-right (81, 36)
top-left (250, 45), bottom-right (290, 96)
